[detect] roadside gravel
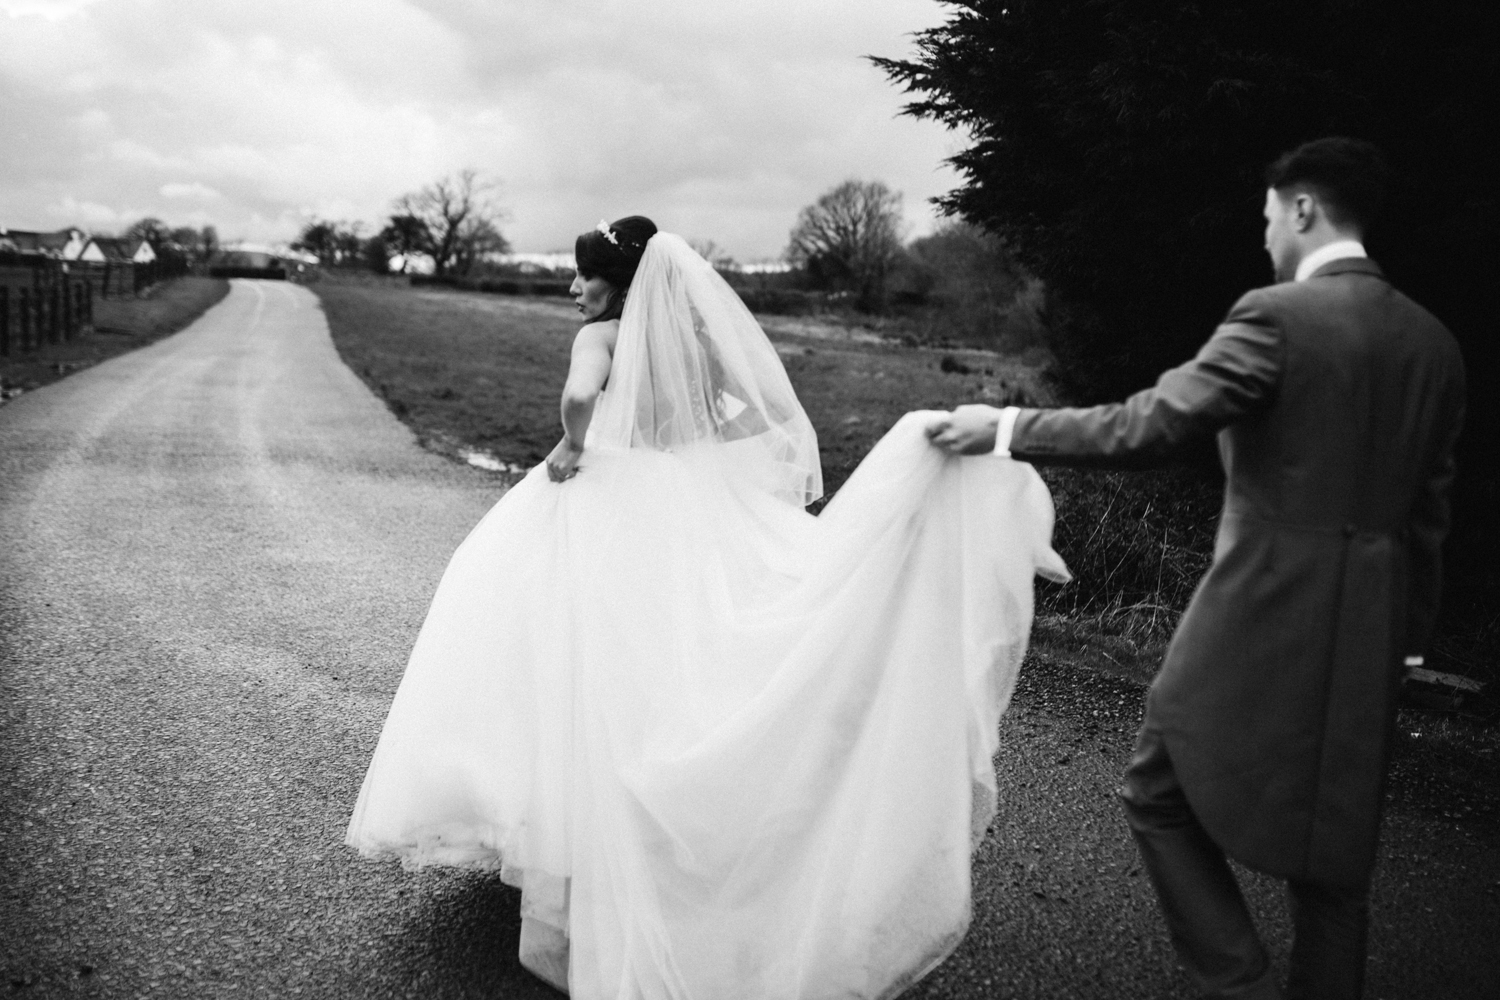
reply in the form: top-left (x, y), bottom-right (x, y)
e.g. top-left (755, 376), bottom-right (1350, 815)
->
top-left (1, 280), bottom-right (1494, 998)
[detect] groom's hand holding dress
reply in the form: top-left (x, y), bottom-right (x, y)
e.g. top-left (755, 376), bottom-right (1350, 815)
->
top-left (931, 138), bottom-right (1466, 1000)
top-left (926, 404), bottom-right (1006, 455)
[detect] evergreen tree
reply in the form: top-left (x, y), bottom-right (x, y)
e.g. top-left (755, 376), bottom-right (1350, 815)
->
top-left (876, 0), bottom-right (1498, 599)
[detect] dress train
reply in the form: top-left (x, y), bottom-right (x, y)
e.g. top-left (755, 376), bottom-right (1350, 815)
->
top-left (346, 412), bottom-right (1068, 998)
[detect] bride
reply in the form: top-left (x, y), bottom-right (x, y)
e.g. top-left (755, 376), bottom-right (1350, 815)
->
top-left (345, 216), bottom-right (1069, 999)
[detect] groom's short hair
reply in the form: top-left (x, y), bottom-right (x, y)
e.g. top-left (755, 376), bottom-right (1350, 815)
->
top-left (1265, 137), bottom-right (1392, 232)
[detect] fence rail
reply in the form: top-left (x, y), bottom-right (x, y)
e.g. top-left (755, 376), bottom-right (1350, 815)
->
top-left (0, 251), bottom-right (191, 358)
top-left (0, 253), bottom-right (95, 358)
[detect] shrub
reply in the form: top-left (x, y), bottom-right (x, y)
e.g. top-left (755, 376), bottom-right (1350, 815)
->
top-left (363, 236), bottom-right (390, 275)
top-left (734, 288), bottom-right (829, 316)
top-left (895, 223), bottom-right (1050, 352)
top-left (1037, 464), bottom-right (1222, 635)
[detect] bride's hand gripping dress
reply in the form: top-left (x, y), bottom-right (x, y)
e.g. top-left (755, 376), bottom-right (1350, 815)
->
top-left (344, 228), bottom-right (1070, 1000)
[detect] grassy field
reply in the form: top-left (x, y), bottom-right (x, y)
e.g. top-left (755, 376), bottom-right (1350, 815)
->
top-left (0, 276), bottom-right (230, 400)
top-left (313, 273), bottom-right (1056, 494)
top-left (311, 274), bottom-right (1496, 712)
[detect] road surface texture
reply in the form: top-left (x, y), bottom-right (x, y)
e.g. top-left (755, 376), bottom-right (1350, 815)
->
top-left (2, 280), bottom-right (1495, 998)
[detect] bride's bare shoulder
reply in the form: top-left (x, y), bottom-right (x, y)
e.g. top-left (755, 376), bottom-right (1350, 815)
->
top-left (575, 318), bottom-right (620, 354)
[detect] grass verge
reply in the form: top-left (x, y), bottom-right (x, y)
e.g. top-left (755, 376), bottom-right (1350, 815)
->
top-left (0, 276), bottom-right (230, 400)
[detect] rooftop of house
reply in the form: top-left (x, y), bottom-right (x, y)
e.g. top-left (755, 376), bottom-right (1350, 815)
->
top-left (85, 236), bottom-right (138, 260)
top-left (0, 227), bottom-right (85, 256)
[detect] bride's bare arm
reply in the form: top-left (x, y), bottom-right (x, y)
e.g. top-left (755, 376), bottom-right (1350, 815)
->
top-left (561, 323), bottom-right (614, 444)
top-left (546, 322), bottom-right (615, 481)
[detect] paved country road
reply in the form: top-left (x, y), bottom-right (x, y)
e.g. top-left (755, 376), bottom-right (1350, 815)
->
top-left (2, 280), bottom-right (1495, 998)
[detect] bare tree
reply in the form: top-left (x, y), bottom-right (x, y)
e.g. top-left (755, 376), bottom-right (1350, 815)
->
top-left (156, 225), bottom-right (219, 267)
top-left (688, 238), bottom-right (737, 271)
top-left (392, 170), bottom-right (506, 277)
top-left (786, 179), bottom-right (904, 311)
top-left (451, 215), bottom-right (511, 275)
top-left (123, 217), bottom-right (171, 250)
top-left (124, 219), bottom-right (216, 264)
top-left (363, 234), bottom-right (391, 275)
top-left (332, 221), bottom-right (365, 264)
top-left (379, 214), bottom-right (432, 273)
top-left (291, 220), bottom-right (369, 267)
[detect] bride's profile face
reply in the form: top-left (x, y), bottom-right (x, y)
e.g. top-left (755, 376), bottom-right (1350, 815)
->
top-left (570, 271), bottom-right (615, 322)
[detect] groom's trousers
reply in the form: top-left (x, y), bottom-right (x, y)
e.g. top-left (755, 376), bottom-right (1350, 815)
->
top-left (1120, 726), bottom-right (1369, 1000)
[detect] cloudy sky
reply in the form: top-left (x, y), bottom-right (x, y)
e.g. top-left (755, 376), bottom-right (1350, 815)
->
top-left (0, 0), bottom-right (967, 260)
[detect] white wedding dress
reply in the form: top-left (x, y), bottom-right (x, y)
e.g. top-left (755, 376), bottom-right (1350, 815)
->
top-left (345, 235), bottom-right (1069, 1000)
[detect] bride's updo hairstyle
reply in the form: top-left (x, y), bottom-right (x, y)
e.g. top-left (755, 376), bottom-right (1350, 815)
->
top-left (575, 215), bottom-right (658, 322)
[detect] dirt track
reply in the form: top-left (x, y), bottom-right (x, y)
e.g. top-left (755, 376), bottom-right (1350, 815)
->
top-left (1, 280), bottom-right (1494, 998)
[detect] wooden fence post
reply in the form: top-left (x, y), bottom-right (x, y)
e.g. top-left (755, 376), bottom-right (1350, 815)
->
top-left (1, 286), bottom-right (9, 358)
top-left (19, 287), bottom-right (32, 352)
top-left (47, 282), bottom-right (60, 345)
top-left (84, 278), bottom-right (94, 325)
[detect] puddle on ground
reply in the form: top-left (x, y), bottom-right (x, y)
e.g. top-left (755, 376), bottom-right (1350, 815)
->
top-left (461, 449), bottom-right (529, 475)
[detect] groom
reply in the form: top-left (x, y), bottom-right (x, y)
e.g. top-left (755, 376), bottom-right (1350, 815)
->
top-left (928, 137), bottom-right (1465, 1000)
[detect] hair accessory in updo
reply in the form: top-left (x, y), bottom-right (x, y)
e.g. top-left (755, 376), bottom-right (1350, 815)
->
top-left (575, 215), bottom-right (657, 287)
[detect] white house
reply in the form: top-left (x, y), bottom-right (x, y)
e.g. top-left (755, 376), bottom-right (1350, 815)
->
top-left (80, 236), bottom-right (156, 264)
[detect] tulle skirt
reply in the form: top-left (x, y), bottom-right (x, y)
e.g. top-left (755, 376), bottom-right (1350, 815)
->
top-left (345, 413), bottom-right (1068, 999)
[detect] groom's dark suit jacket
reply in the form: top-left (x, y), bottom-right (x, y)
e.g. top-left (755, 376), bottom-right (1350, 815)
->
top-left (1010, 257), bottom-right (1465, 887)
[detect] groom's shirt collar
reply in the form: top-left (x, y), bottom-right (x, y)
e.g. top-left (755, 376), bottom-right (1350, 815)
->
top-left (1295, 240), bottom-right (1367, 282)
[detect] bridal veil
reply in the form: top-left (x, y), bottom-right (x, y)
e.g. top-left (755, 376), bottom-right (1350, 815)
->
top-left (589, 232), bottom-right (822, 505)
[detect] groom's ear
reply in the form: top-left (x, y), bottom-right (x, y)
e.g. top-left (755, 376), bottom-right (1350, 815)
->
top-left (1291, 191), bottom-right (1318, 232)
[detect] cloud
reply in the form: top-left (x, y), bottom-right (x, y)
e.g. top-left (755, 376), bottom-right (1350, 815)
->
top-left (0, 0), bottom-right (107, 21)
top-left (45, 194), bottom-right (141, 228)
top-left (159, 181), bottom-right (222, 200)
top-left (111, 139), bottom-right (190, 172)
top-left (0, 0), bottom-right (962, 257)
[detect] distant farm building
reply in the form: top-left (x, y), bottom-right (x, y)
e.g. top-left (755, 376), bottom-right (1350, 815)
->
top-left (387, 252), bottom-right (437, 275)
top-left (497, 251), bottom-right (575, 274)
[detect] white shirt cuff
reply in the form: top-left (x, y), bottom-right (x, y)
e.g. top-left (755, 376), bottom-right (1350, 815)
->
top-left (993, 406), bottom-right (1020, 458)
